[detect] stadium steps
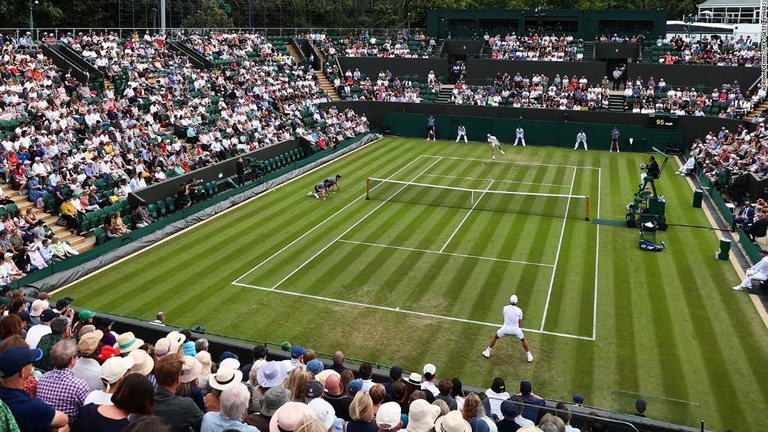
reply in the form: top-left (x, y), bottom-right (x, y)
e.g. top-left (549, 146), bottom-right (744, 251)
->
top-left (607, 94), bottom-right (625, 112)
top-left (3, 189), bottom-right (93, 253)
top-left (103, 79), bottom-right (115, 93)
top-left (315, 70), bottom-right (340, 102)
top-left (285, 43), bottom-right (303, 65)
top-left (582, 41), bottom-right (594, 60)
top-left (745, 101), bottom-right (768, 121)
top-left (436, 84), bottom-right (453, 104)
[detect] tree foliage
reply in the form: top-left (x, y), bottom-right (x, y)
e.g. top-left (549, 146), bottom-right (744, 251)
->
top-left (182, 0), bottom-right (233, 28)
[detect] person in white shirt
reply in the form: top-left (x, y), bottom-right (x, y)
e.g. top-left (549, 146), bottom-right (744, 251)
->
top-left (734, 249), bottom-right (768, 290)
top-left (574, 130), bottom-right (588, 150)
top-left (484, 377), bottom-right (510, 419)
top-left (482, 294), bottom-right (533, 362)
top-left (514, 126), bottom-right (526, 147)
top-left (456, 124), bottom-right (467, 143)
top-left (420, 363), bottom-right (439, 397)
top-left (26, 309), bottom-right (56, 349)
top-left (487, 134), bottom-right (505, 160)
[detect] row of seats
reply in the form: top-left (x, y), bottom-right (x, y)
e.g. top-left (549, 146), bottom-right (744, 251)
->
top-left (256, 148), bottom-right (306, 173)
top-left (78, 201), bottom-right (132, 233)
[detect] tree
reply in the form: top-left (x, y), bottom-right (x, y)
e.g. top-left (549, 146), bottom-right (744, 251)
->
top-left (182, 0), bottom-right (233, 28)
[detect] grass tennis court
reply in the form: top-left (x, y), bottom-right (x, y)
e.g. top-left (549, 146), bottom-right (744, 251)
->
top-left (60, 138), bottom-right (768, 431)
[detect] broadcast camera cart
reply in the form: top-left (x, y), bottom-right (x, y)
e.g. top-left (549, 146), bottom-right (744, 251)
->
top-left (626, 147), bottom-right (668, 231)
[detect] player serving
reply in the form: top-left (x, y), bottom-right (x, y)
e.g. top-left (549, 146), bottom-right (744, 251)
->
top-left (487, 134), bottom-right (505, 160)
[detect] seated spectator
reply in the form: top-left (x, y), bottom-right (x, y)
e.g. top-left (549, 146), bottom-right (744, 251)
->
top-left (104, 211), bottom-right (130, 238)
top-left (72, 372), bottom-right (155, 432)
top-left (36, 339), bottom-right (90, 422)
top-left (153, 352), bottom-right (204, 432)
top-left (202, 383), bottom-right (258, 432)
top-left (0, 346), bottom-right (70, 431)
top-left (518, 381), bottom-right (545, 422)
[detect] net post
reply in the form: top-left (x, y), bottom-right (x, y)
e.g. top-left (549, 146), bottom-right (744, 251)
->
top-left (366, 177), bottom-right (370, 200)
top-left (585, 196), bottom-right (590, 221)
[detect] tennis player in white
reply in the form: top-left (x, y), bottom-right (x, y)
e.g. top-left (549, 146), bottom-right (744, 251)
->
top-left (456, 124), bottom-right (468, 143)
top-left (487, 134), bottom-right (505, 160)
top-left (482, 294), bottom-right (533, 362)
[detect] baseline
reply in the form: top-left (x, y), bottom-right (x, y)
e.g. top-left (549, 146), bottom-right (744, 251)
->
top-left (336, 239), bottom-right (554, 268)
top-left (421, 154), bottom-right (602, 170)
top-left (232, 281), bottom-right (595, 341)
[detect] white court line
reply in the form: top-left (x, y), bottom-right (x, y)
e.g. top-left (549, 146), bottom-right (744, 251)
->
top-left (539, 166), bottom-right (578, 331)
top-left (421, 174), bottom-right (572, 188)
top-left (270, 158), bottom-right (444, 290)
top-left (592, 168), bottom-right (602, 340)
top-left (232, 281), bottom-right (595, 341)
top-left (440, 180), bottom-right (494, 253)
top-left (421, 154), bottom-right (601, 170)
top-left (337, 239), bottom-right (554, 268)
top-left (232, 154), bottom-right (427, 284)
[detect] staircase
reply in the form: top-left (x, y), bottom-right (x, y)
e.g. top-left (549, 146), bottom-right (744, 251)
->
top-left (104, 79), bottom-right (115, 94)
top-left (285, 43), bottom-right (303, 65)
top-left (582, 41), bottom-right (594, 60)
top-left (4, 189), bottom-right (95, 253)
top-left (436, 84), bottom-right (453, 104)
top-left (315, 70), bottom-right (340, 102)
top-left (607, 94), bottom-right (625, 112)
top-left (746, 101), bottom-right (768, 121)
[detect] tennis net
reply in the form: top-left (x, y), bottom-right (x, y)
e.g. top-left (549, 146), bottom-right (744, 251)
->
top-left (366, 177), bottom-right (590, 220)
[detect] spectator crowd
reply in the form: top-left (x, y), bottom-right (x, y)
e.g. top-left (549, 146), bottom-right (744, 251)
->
top-left (0, 294), bottom-right (616, 432)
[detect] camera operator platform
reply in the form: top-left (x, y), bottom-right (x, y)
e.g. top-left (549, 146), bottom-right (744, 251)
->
top-left (626, 147), bottom-right (669, 231)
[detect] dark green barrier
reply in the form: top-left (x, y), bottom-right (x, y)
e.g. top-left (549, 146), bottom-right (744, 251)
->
top-left (383, 112), bottom-right (682, 152)
top-left (17, 134), bottom-right (370, 289)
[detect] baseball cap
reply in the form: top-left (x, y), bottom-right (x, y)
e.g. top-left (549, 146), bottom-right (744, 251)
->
top-left (520, 380), bottom-right (532, 394)
top-left (0, 347), bottom-right (43, 377)
top-left (40, 309), bottom-right (58, 323)
top-left (306, 359), bottom-right (324, 376)
top-left (55, 297), bottom-right (74, 309)
top-left (423, 363), bottom-right (436, 376)
top-left (377, 402), bottom-right (402, 430)
top-left (290, 346), bottom-right (304, 358)
top-left (500, 399), bottom-right (518, 418)
top-left (348, 379), bottom-right (363, 394)
top-left (308, 398), bottom-right (336, 430)
top-left (389, 365), bottom-right (403, 380)
top-left (573, 394), bottom-right (584, 404)
top-left (510, 295), bottom-right (518, 305)
top-left (304, 379), bottom-right (324, 399)
top-left (78, 309), bottom-right (96, 320)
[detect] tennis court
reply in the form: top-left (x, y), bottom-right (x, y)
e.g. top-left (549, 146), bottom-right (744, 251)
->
top-left (233, 154), bottom-right (600, 340)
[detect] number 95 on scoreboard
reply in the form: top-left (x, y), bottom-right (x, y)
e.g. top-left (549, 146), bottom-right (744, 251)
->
top-left (647, 113), bottom-right (679, 129)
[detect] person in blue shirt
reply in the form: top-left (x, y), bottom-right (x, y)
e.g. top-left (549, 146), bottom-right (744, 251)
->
top-left (426, 115), bottom-right (436, 141)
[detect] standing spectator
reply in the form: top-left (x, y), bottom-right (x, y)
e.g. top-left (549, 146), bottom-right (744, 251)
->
top-left (359, 362), bottom-right (374, 394)
top-left (0, 346), bottom-right (70, 431)
top-left (153, 353), bottom-right (204, 432)
top-left (574, 130), bottom-right (588, 151)
top-left (456, 124), bottom-right (468, 143)
top-left (236, 157), bottom-right (246, 187)
top-left (36, 339), bottom-right (90, 421)
top-left (612, 67), bottom-right (622, 91)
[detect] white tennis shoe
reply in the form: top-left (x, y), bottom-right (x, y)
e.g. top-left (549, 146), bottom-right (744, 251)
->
top-left (482, 348), bottom-right (491, 358)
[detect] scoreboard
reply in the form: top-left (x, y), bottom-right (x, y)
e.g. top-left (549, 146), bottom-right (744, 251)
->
top-left (647, 113), bottom-right (679, 129)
